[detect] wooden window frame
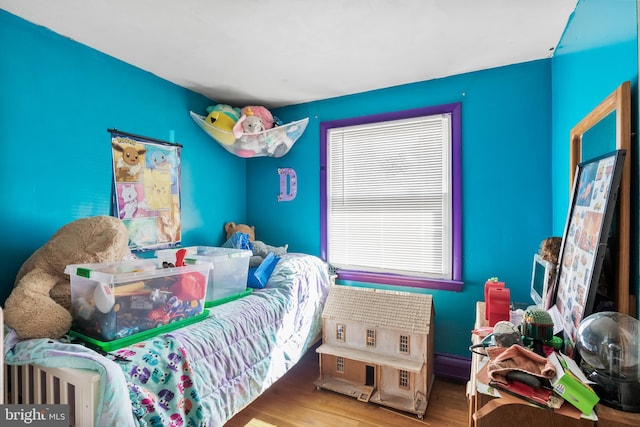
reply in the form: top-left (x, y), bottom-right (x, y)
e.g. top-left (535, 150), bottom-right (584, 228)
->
top-left (366, 329), bottom-right (376, 348)
top-left (399, 335), bottom-right (410, 354)
top-left (399, 370), bottom-right (410, 389)
top-left (336, 323), bottom-right (345, 341)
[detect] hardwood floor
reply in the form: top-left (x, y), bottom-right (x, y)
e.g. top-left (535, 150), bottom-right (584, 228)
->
top-left (226, 346), bottom-right (469, 427)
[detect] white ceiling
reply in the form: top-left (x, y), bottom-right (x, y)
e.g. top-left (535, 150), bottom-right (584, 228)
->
top-left (1, 0), bottom-right (578, 108)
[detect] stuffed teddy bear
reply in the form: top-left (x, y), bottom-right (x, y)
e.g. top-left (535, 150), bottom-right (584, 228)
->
top-left (539, 237), bottom-right (562, 265)
top-left (3, 215), bottom-right (131, 339)
top-left (539, 236), bottom-right (562, 310)
top-left (223, 221), bottom-right (288, 267)
top-left (232, 106), bottom-right (275, 138)
top-left (224, 221), bottom-right (255, 241)
top-left (251, 240), bottom-right (288, 266)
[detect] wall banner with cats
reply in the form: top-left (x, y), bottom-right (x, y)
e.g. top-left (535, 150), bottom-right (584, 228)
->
top-left (110, 129), bottom-right (182, 251)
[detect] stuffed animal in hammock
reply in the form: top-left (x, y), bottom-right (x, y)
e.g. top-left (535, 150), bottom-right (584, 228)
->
top-left (232, 106), bottom-right (275, 138)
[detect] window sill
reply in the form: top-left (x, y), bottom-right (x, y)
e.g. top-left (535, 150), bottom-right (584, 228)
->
top-left (336, 270), bottom-right (463, 292)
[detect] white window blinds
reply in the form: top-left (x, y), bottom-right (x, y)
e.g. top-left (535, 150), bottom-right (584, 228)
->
top-left (327, 113), bottom-right (452, 279)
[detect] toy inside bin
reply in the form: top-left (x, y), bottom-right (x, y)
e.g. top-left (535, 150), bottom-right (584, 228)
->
top-left (65, 259), bottom-right (211, 342)
top-left (155, 246), bottom-right (252, 307)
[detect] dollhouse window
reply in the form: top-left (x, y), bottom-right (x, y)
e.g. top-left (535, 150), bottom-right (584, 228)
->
top-left (336, 324), bottom-right (345, 341)
top-left (336, 356), bottom-right (344, 373)
top-left (399, 335), bottom-right (410, 354)
top-left (321, 103), bottom-right (463, 291)
top-left (366, 329), bottom-right (376, 348)
top-left (399, 370), bottom-right (409, 389)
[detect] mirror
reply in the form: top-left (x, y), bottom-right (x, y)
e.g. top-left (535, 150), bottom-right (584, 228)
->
top-left (569, 81), bottom-right (631, 315)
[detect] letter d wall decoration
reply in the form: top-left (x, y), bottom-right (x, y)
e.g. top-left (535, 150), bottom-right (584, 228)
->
top-left (278, 168), bottom-right (297, 202)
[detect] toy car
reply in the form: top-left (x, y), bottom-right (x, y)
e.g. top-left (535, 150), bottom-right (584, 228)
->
top-left (146, 296), bottom-right (202, 328)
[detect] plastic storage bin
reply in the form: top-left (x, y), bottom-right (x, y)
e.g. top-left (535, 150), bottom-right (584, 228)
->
top-left (155, 246), bottom-right (252, 306)
top-left (65, 258), bottom-right (210, 342)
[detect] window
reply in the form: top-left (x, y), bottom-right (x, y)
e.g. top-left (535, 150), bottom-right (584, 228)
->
top-left (399, 370), bottom-right (409, 389)
top-left (320, 104), bottom-right (462, 291)
top-left (336, 324), bottom-right (345, 341)
top-left (337, 356), bottom-right (344, 373)
top-left (366, 329), bottom-right (376, 348)
top-left (399, 335), bottom-right (410, 354)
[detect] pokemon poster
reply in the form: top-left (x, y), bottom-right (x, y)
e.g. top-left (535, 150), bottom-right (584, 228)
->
top-left (111, 130), bottom-right (182, 250)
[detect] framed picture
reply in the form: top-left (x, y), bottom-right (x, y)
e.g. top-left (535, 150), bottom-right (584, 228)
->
top-left (110, 129), bottom-right (183, 251)
top-left (552, 149), bottom-right (626, 358)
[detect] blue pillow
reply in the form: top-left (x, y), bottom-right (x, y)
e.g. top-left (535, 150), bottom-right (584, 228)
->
top-left (247, 252), bottom-right (279, 289)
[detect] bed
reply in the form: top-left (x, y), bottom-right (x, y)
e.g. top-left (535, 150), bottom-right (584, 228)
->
top-left (3, 253), bottom-right (332, 426)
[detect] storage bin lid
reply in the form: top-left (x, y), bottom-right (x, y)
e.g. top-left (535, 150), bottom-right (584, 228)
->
top-left (156, 246), bottom-right (252, 262)
top-left (64, 259), bottom-right (212, 284)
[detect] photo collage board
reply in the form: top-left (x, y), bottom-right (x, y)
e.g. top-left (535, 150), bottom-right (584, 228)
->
top-left (552, 150), bottom-right (625, 358)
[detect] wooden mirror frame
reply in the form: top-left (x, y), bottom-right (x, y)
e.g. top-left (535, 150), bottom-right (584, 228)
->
top-left (569, 81), bottom-right (631, 315)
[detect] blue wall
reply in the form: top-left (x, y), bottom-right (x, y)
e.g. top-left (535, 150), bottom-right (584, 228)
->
top-left (0, 11), bottom-right (248, 305)
top-left (551, 0), bottom-right (638, 311)
top-left (2, 0), bottom-right (637, 359)
top-left (248, 0), bottom-right (639, 357)
top-left (250, 61), bottom-right (554, 356)
top-left (551, 0), bottom-right (638, 233)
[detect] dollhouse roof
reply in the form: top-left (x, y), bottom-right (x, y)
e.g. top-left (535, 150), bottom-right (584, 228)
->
top-left (322, 286), bottom-right (433, 335)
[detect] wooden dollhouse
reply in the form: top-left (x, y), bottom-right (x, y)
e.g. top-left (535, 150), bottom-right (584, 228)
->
top-left (314, 285), bottom-right (434, 419)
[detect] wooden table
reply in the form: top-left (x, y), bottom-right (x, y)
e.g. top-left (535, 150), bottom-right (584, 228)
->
top-left (467, 302), bottom-right (640, 427)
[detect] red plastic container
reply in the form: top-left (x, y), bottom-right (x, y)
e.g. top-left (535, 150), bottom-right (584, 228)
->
top-left (487, 286), bottom-right (511, 327)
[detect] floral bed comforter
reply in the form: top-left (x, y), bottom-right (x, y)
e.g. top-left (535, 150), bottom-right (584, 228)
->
top-left (4, 253), bottom-right (331, 426)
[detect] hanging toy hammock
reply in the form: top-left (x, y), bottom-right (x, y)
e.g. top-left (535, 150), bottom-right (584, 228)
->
top-left (190, 111), bottom-right (309, 158)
